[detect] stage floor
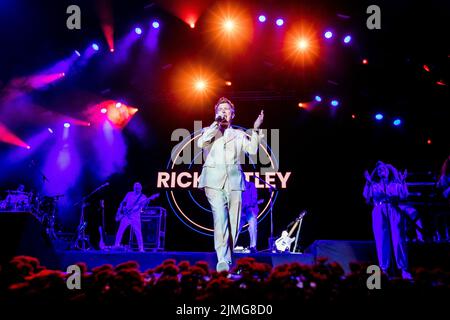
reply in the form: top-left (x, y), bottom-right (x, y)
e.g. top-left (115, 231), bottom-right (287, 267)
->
top-left (54, 240), bottom-right (450, 273)
top-left (56, 249), bottom-right (316, 271)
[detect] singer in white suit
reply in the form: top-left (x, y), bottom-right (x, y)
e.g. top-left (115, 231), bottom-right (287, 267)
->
top-left (197, 97), bottom-right (264, 272)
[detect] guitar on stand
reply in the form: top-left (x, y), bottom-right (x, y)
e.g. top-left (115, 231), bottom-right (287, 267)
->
top-left (72, 182), bottom-right (109, 250)
top-left (275, 210), bottom-right (307, 253)
top-left (98, 199), bottom-right (106, 250)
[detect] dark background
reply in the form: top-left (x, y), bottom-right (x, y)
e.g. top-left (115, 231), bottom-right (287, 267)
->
top-left (0, 0), bottom-right (448, 251)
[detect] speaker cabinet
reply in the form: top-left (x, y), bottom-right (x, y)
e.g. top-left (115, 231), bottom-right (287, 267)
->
top-left (130, 207), bottom-right (166, 251)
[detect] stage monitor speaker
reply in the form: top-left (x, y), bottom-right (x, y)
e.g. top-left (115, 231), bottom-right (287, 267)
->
top-left (0, 212), bottom-right (58, 268)
top-left (305, 240), bottom-right (377, 273)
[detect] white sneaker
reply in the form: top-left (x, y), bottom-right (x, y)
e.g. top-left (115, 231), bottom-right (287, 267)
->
top-left (216, 261), bottom-right (230, 272)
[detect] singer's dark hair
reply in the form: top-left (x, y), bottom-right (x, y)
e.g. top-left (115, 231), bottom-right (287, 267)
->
top-left (214, 97), bottom-right (235, 114)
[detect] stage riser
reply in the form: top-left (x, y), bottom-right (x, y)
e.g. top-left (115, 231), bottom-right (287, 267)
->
top-left (0, 214), bottom-right (447, 272)
top-left (56, 251), bottom-right (315, 271)
top-left (306, 240), bottom-right (450, 272)
top-left (0, 212), bottom-right (59, 268)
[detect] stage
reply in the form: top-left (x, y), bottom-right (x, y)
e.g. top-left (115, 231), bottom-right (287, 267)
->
top-left (54, 240), bottom-right (377, 272)
top-left (56, 250), bottom-right (316, 272)
top-left (48, 240), bottom-right (450, 273)
top-left (1, 211), bottom-right (448, 273)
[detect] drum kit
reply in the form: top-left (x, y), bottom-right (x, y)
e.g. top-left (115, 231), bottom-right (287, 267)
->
top-left (0, 189), bottom-right (63, 238)
top-left (0, 189), bottom-right (34, 212)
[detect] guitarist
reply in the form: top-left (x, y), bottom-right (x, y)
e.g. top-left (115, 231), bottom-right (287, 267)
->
top-left (114, 182), bottom-right (148, 252)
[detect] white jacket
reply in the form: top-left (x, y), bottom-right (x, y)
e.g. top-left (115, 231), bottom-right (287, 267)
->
top-left (197, 124), bottom-right (263, 190)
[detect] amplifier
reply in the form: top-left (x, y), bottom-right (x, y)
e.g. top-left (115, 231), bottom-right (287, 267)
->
top-left (130, 207), bottom-right (166, 251)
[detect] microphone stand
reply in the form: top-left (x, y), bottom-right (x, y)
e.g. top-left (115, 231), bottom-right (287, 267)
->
top-left (252, 173), bottom-right (278, 253)
top-left (72, 183), bottom-right (108, 251)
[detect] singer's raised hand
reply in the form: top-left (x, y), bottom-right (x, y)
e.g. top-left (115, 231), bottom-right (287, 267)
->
top-left (209, 120), bottom-right (219, 129)
top-left (253, 110), bottom-right (264, 129)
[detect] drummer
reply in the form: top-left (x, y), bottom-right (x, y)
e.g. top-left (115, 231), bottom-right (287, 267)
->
top-left (5, 185), bottom-right (30, 209)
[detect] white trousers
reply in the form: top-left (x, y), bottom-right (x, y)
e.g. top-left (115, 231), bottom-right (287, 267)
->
top-left (205, 186), bottom-right (242, 265)
top-left (114, 216), bottom-right (144, 251)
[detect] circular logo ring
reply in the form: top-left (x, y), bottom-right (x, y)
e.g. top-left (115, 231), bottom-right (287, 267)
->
top-left (166, 129), bottom-right (278, 235)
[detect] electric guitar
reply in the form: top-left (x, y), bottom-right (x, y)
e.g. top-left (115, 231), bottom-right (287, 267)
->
top-left (115, 193), bottom-right (160, 221)
top-left (275, 210), bottom-right (307, 252)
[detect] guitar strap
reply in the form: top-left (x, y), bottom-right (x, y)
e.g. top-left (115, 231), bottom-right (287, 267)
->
top-left (130, 193), bottom-right (143, 210)
top-left (121, 193), bottom-right (143, 216)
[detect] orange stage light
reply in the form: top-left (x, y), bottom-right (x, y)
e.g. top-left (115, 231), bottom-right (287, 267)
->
top-left (84, 100), bottom-right (138, 129)
top-left (296, 39), bottom-right (309, 51)
top-left (283, 23), bottom-right (319, 66)
top-left (297, 102), bottom-right (312, 110)
top-left (195, 80), bottom-right (207, 91)
top-left (204, 2), bottom-right (253, 54)
top-left (223, 19), bottom-right (235, 31)
top-left (172, 64), bottom-right (221, 107)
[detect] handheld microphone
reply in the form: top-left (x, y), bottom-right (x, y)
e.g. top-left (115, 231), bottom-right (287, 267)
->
top-left (215, 114), bottom-right (224, 122)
